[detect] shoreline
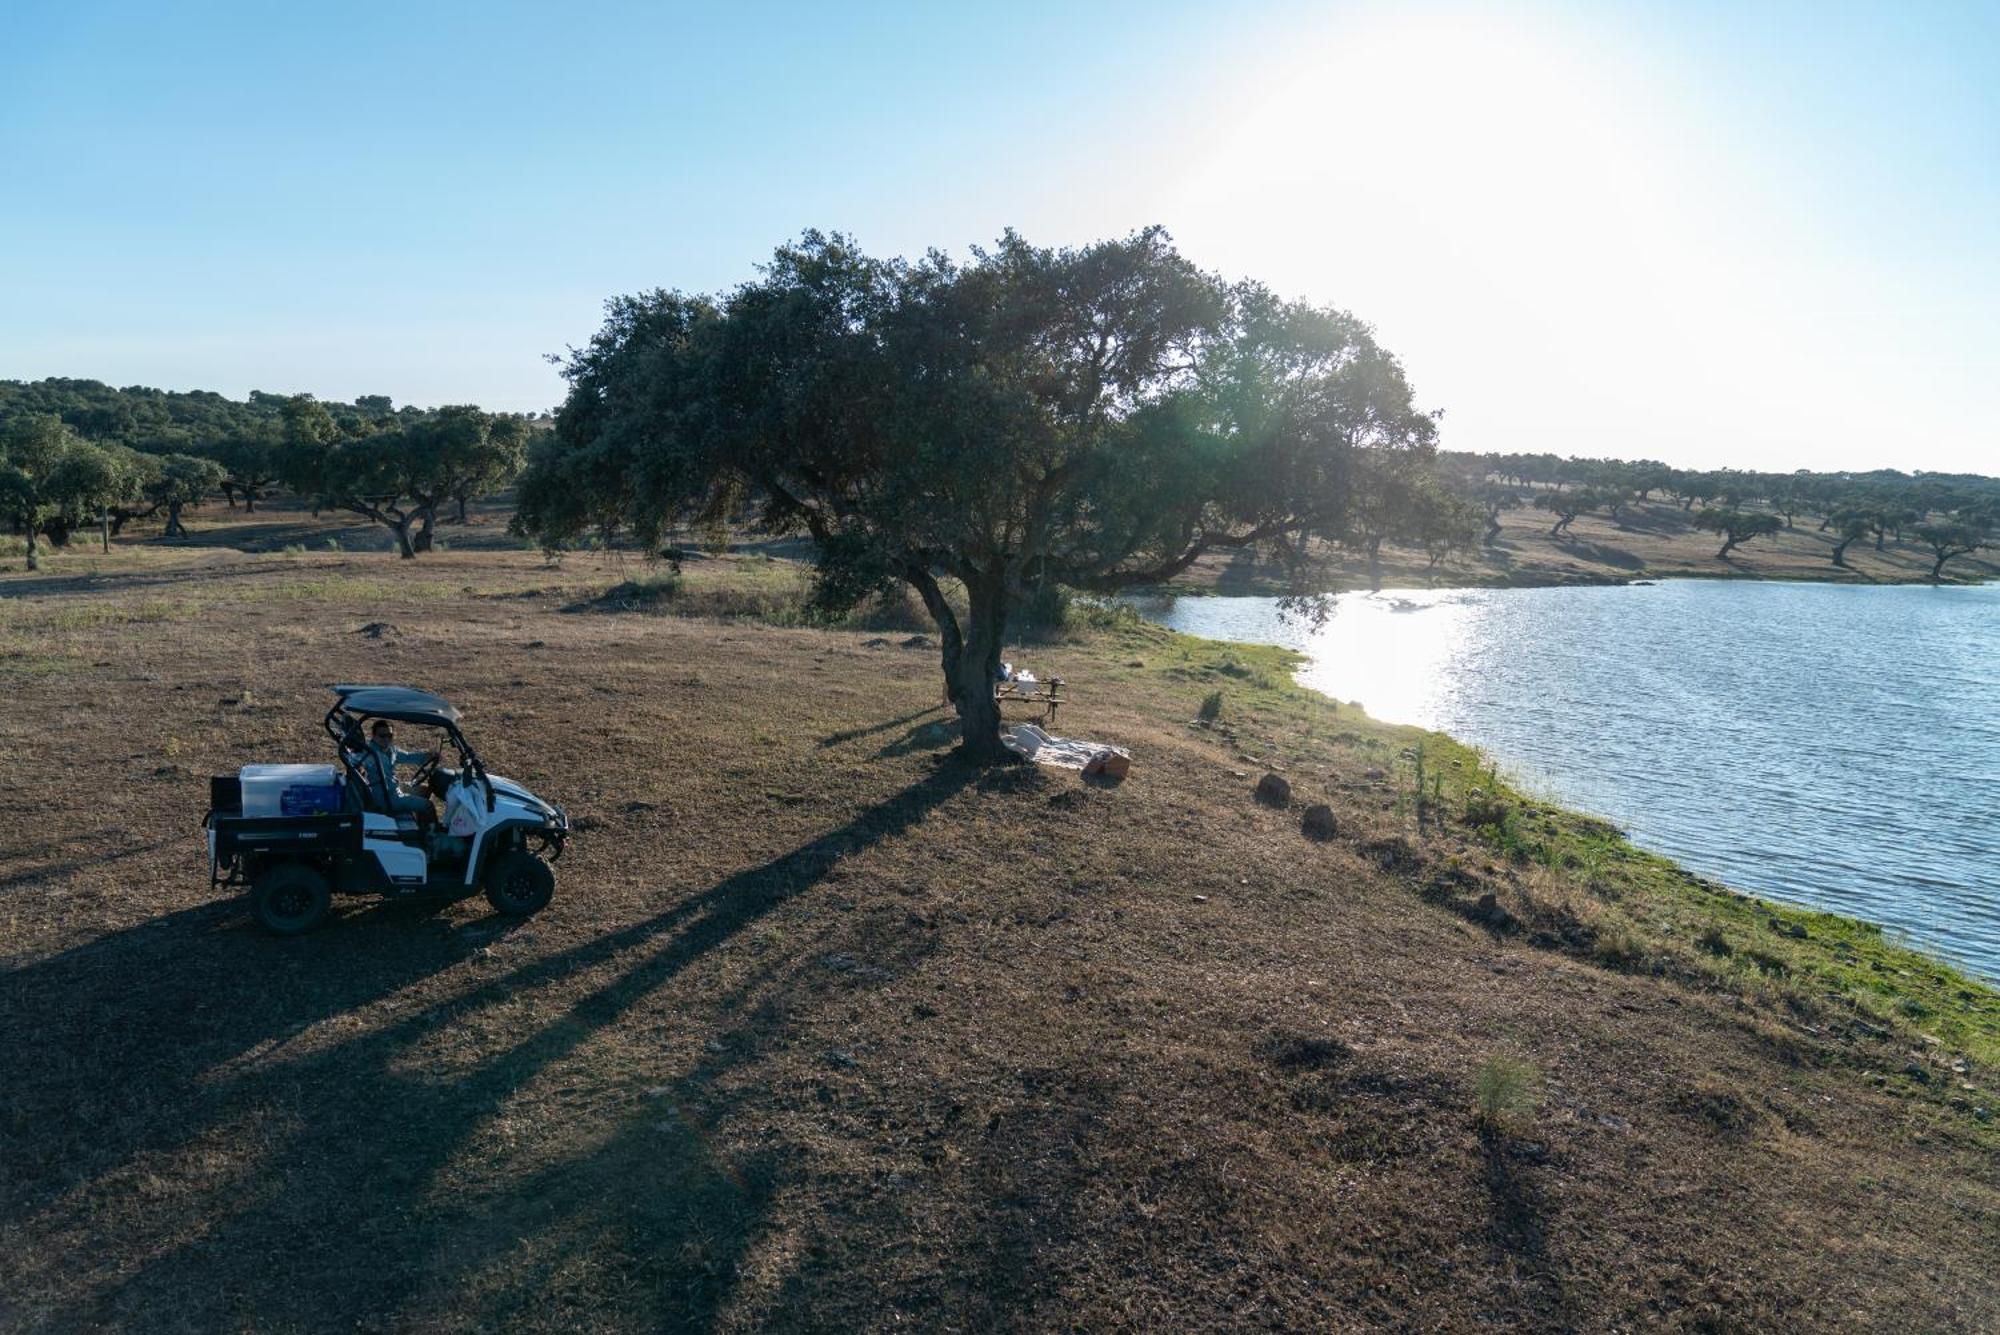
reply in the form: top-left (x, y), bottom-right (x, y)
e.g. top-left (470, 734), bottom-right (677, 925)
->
top-left (1138, 564), bottom-right (1999, 597)
top-left (1115, 609), bottom-right (2000, 1005)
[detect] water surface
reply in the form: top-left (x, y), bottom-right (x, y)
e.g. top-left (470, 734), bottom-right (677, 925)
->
top-left (1128, 581), bottom-right (2000, 980)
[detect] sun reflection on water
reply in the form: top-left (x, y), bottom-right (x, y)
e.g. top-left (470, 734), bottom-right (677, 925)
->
top-left (1292, 591), bottom-right (1480, 730)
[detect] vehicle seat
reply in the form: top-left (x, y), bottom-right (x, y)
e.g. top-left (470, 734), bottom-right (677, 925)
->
top-left (343, 765), bottom-right (384, 815)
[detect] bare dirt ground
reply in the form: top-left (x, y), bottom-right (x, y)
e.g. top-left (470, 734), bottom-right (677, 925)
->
top-left (2, 541), bottom-right (1996, 1331)
top-left (1173, 499), bottom-right (1999, 593)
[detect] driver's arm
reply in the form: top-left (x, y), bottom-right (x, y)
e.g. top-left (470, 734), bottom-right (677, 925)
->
top-left (394, 746), bottom-right (434, 768)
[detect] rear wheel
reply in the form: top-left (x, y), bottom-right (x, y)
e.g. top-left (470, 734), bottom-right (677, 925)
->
top-left (484, 848), bottom-right (555, 916)
top-left (252, 863), bottom-right (331, 935)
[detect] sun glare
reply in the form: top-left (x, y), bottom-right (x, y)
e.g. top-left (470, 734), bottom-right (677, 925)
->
top-left (1163, 12), bottom-right (1788, 459)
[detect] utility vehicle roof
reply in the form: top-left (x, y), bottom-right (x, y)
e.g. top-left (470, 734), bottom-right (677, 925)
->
top-left (330, 684), bottom-right (462, 725)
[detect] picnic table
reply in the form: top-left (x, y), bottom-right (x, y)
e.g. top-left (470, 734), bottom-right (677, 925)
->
top-left (996, 675), bottom-right (1065, 726)
top-left (943, 675), bottom-right (1067, 726)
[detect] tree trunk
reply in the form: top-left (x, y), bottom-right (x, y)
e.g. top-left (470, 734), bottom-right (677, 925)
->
top-left (25, 524), bottom-right (38, 571)
top-left (165, 499), bottom-right (187, 538)
top-left (222, 485), bottom-right (237, 509)
top-left (1366, 537), bottom-right (1383, 589)
top-left (99, 508), bottom-right (110, 553)
top-left (454, 492), bottom-right (469, 524)
top-left (1874, 529), bottom-right (1885, 551)
top-left (412, 506), bottom-right (436, 553)
top-left (904, 566), bottom-right (965, 705)
top-left (1484, 516), bottom-right (1502, 544)
top-left (391, 515), bottom-right (417, 559)
top-left (1931, 554), bottom-right (1947, 580)
top-left (1831, 538), bottom-right (1850, 567)
top-left (952, 576), bottom-right (1009, 762)
top-left (244, 490), bottom-right (257, 513)
top-left (1717, 537), bottom-right (1737, 559)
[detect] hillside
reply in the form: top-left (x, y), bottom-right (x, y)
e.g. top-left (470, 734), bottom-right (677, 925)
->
top-left (1173, 496), bottom-right (2000, 592)
top-left (2, 542), bottom-right (1996, 1331)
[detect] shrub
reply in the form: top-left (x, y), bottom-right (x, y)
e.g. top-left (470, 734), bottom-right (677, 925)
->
top-left (1015, 582), bottom-right (1074, 641)
top-left (1069, 599), bottom-right (1143, 633)
top-left (1463, 786), bottom-right (1512, 827)
top-left (281, 543), bottom-right (306, 555)
top-left (1473, 1054), bottom-right (1541, 1130)
top-left (843, 585), bottom-right (929, 632)
top-left (598, 573), bottom-right (683, 607)
top-left (1197, 690), bottom-right (1223, 723)
top-left (1592, 929), bottom-right (1648, 971)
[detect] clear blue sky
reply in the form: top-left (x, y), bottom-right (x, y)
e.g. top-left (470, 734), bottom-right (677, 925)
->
top-left (3, 1), bottom-right (1994, 472)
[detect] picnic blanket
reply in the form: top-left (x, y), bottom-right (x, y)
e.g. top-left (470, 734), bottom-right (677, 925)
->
top-left (1002, 723), bottom-right (1130, 772)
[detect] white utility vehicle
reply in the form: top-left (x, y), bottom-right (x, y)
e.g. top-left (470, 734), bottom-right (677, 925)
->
top-left (206, 684), bottom-right (571, 933)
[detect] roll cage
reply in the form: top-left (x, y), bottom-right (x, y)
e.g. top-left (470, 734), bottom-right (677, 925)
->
top-left (324, 684), bottom-right (499, 813)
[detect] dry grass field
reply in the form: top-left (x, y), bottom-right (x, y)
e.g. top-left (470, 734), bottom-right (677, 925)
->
top-left (2, 531), bottom-right (1996, 1331)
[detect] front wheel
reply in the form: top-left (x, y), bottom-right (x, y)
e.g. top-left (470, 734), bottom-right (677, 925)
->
top-left (484, 848), bottom-right (555, 916)
top-left (252, 863), bottom-right (331, 935)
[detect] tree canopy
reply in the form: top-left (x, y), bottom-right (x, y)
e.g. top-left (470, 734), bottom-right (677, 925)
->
top-left (0, 415), bottom-right (132, 569)
top-left (283, 398), bottom-right (530, 557)
top-left (0, 380), bottom-right (533, 551)
top-left (1695, 507), bottom-right (1783, 559)
top-left (518, 228), bottom-right (1438, 757)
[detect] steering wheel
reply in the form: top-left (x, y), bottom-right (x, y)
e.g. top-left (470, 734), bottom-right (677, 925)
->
top-left (411, 748), bottom-right (443, 789)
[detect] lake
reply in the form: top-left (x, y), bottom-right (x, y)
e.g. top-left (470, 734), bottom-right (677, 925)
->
top-left (1126, 581), bottom-right (2000, 981)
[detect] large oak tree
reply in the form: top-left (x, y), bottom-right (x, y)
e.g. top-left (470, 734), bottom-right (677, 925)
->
top-left (518, 229), bottom-right (1437, 759)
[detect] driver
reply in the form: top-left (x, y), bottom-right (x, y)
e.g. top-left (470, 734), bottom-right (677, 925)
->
top-left (362, 719), bottom-right (440, 827)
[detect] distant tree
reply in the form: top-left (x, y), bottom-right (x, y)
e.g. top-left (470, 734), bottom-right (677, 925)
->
top-left (1626, 461), bottom-right (1674, 501)
top-left (1537, 488), bottom-right (1594, 538)
top-left (284, 423), bottom-right (428, 558)
top-left (209, 425), bottom-right (284, 511)
top-left (101, 446), bottom-right (167, 535)
top-left (429, 410), bottom-right (528, 525)
top-left (1475, 481), bottom-right (1520, 544)
top-left (1768, 482), bottom-right (1807, 528)
top-left (0, 415), bottom-right (127, 569)
top-left (1408, 488), bottom-right (1482, 570)
top-left (1343, 457), bottom-right (1432, 588)
top-left (1876, 504), bottom-right (1921, 547)
top-left (1827, 509), bottom-right (1872, 568)
top-left (1598, 488), bottom-right (1634, 524)
top-left (152, 453), bottom-right (229, 537)
top-left (1696, 507), bottom-right (1782, 559)
top-left (516, 228), bottom-right (1437, 759)
top-left (289, 402), bottom-right (525, 557)
top-left (1913, 520), bottom-right (1988, 580)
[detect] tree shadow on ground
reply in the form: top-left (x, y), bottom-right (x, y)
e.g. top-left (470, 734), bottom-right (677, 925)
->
top-left (819, 703), bottom-right (946, 749)
top-left (874, 718), bottom-right (959, 759)
top-left (1478, 1126), bottom-right (1564, 1321)
top-left (1550, 538), bottom-right (1645, 570)
top-left (2, 759), bottom-right (977, 1331)
top-left (0, 838), bottom-right (176, 895)
top-left (1610, 508), bottom-right (1692, 536)
top-left (0, 555), bottom-right (365, 600)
